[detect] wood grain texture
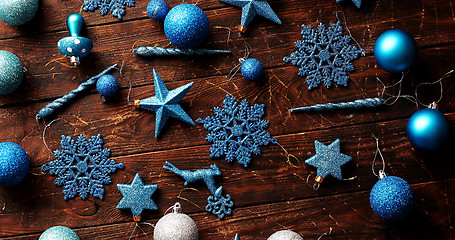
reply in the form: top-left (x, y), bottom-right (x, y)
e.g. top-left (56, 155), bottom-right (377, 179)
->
top-left (0, 0), bottom-right (454, 239)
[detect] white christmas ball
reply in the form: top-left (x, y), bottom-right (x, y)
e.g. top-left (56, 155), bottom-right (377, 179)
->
top-left (154, 212), bottom-right (199, 240)
top-left (267, 230), bottom-right (303, 240)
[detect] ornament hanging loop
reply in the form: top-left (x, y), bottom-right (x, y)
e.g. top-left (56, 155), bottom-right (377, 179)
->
top-left (0, 195), bottom-right (5, 212)
top-left (415, 69), bottom-right (451, 108)
top-left (371, 133), bottom-right (386, 178)
top-left (335, 10), bottom-right (365, 56)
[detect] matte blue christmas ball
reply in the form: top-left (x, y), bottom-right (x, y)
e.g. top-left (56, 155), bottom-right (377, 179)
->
top-left (0, 142), bottom-right (30, 187)
top-left (370, 176), bottom-right (414, 221)
top-left (164, 4), bottom-right (209, 49)
top-left (406, 108), bottom-right (450, 150)
top-left (241, 58), bottom-right (263, 81)
top-left (374, 29), bottom-right (417, 73)
top-left (147, 0), bottom-right (169, 21)
top-left (0, 0), bottom-right (38, 25)
top-left (39, 226), bottom-right (79, 240)
top-left (0, 50), bottom-right (24, 95)
top-left (96, 74), bottom-right (119, 98)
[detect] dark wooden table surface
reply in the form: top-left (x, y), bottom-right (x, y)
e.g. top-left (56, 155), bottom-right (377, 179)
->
top-left (1, 0), bottom-right (454, 239)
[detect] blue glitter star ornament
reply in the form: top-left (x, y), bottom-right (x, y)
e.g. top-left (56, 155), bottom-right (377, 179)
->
top-left (41, 134), bottom-right (124, 200)
top-left (197, 94), bottom-right (277, 168)
top-left (117, 173), bottom-right (158, 222)
top-left (83, 0), bottom-right (135, 19)
top-left (336, 0), bottom-right (362, 8)
top-left (135, 69), bottom-right (195, 138)
top-left (305, 139), bottom-right (352, 184)
top-left (219, 0), bottom-right (281, 32)
top-left (283, 21), bottom-right (364, 90)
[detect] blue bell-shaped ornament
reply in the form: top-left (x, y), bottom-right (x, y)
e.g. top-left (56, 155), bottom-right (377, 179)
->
top-left (57, 14), bottom-right (93, 66)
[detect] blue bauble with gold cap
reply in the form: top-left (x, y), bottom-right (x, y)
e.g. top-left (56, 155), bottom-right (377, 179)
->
top-left (0, 0), bottom-right (38, 25)
top-left (58, 14), bottom-right (93, 66)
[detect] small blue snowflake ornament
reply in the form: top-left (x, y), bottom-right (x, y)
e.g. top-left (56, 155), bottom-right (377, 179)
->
top-left (305, 139), bottom-right (352, 185)
top-left (117, 173), bottom-right (158, 222)
top-left (83, 0), bottom-right (135, 19)
top-left (163, 161), bottom-right (234, 219)
top-left (283, 21), bottom-right (364, 90)
top-left (42, 134), bottom-right (124, 200)
top-left (197, 94), bottom-right (277, 167)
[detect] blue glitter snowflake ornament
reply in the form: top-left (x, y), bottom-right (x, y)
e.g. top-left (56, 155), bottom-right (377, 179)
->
top-left (42, 134), bottom-right (124, 200)
top-left (83, 0), bottom-right (135, 19)
top-left (283, 21), bottom-right (364, 90)
top-left (197, 94), bottom-right (277, 167)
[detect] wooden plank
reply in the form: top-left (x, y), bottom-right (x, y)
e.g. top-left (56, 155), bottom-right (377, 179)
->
top-left (3, 179), bottom-right (454, 239)
top-left (0, 114), bottom-right (453, 237)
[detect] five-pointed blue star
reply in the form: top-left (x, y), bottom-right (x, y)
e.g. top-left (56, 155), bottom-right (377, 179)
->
top-left (305, 139), bottom-right (352, 180)
top-left (117, 173), bottom-right (158, 221)
top-left (219, 0), bottom-right (281, 32)
top-left (137, 69), bottom-right (195, 138)
top-left (336, 0), bottom-right (362, 8)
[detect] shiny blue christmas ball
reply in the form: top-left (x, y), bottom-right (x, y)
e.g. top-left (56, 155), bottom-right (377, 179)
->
top-left (406, 108), bottom-right (450, 150)
top-left (0, 142), bottom-right (30, 187)
top-left (374, 29), bottom-right (417, 73)
top-left (370, 176), bottom-right (414, 221)
top-left (39, 226), bottom-right (79, 240)
top-left (0, 50), bottom-right (24, 95)
top-left (241, 58), bottom-right (263, 81)
top-left (147, 0), bottom-right (169, 21)
top-left (96, 74), bottom-right (119, 98)
top-left (0, 0), bottom-right (38, 25)
top-left (164, 4), bottom-right (209, 49)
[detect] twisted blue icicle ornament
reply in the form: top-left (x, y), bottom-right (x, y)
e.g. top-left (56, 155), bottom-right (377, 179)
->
top-left (289, 97), bottom-right (386, 112)
top-left (133, 46), bottom-right (231, 56)
top-left (163, 161), bottom-right (234, 219)
top-left (36, 64), bottom-right (117, 120)
top-left (58, 14), bottom-right (93, 66)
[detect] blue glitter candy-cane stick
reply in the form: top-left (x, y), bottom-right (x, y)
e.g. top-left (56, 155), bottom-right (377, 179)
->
top-left (36, 64), bottom-right (117, 120)
top-left (133, 46), bottom-right (231, 56)
top-left (289, 97), bottom-right (386, 113)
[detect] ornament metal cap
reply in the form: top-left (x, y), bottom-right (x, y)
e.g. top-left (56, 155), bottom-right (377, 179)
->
top-left (133, 216), bottom-right (141, 222)
top-left (238, 25), bottom-right (246, 32)
top-left (134, 99), bottom-right (141, 108)
top-left (315, 176), bottom-right (324, 183)
top-left (429, 101), bottom-right (438, 109)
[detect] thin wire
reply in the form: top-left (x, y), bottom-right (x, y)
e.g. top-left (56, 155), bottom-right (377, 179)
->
top-left (371, 133), bottom-right (386, 178)
top-left (335, 10), bottom-right (365, 56)
top-left (228, 33), bottom-right (253, 81)
top-left (118, 56), bottom-right (134, 105)
top-left (0, 195), bottom-right (5, 211)
top-left (376, 71), bottom-right (418, 108)
top-left (317, 227), bottom-right (333, 240)
top-left (415, 69), bottom-right (452, 108)
top-left (276, 142), bottom-right (301, 168)
top-left (43, 118), bottom-right (60, 154)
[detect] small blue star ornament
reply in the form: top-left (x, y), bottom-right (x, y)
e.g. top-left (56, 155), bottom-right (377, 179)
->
top-left (41, 134), bottom-right (124, 200)
top-left (336, 0), bottom-right (362, 8)
top-left (218, 0), bottom-right (281, 32)
top-left (134, 69), bottom-right (195, 138)
top-left (374, 29), bottom-right (417, 73)
top-left (58, 14), bottom-right (93, 66)
top-left (370, 174), bottom-right (414, 221)
top-left (117, 173), bottom-right (158, 222)
top-left (305, 139), bottom-right (352, 185)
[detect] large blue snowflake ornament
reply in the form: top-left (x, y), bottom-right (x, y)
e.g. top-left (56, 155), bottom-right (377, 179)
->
top-left (283, 21), bottom-right (364, 90)
top-left (42, 134), bottom-right (124, 200)
top-left (197, 94), bottom-right (277, 167)
top-left (83, 0), bottom-right (135, 19)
